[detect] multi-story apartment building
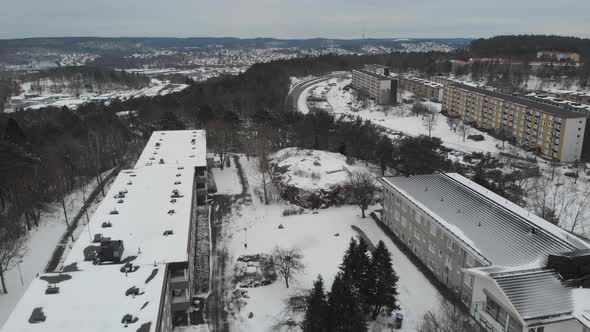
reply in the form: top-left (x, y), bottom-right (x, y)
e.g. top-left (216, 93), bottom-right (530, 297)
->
top-left (537, 50), bottom-right (581, 63)
top-left (2, 130), bottom-right (209, 332)
top-left (442, 83), bottom-right (587, 162)
top-left (379, 173), bottom-right (590, 332)
top-left (399, 76), bottom-right (444, 102)
top-left (351, 64), bottom-right (398, 105)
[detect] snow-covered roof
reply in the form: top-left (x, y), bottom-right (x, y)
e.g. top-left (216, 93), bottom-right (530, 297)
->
top-left (64, 165), bottom-right (195, 266)
top-left (135, 130), bottom-right (207, 169)
top-left (1, 264), bottom-right (166, 332)
top-left (491, 269), bottom-right (574, 321)
top-left (380, 173), bottom-right (589, 267)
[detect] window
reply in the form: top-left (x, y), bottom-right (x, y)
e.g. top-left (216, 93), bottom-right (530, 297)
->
top-left (445, 256), bottom-right (453, 269)
top-left (528, 328), bottom-right (544, 332)
top-left (429, 241), bottom-right (436, 253)
top-left (401, 216), bottom-right (407, 227)
top-left (430, 222), bottom-right (437, 236)
top-left (415, 229), bottom-right (421, 240)
top-left (465, 254), bottom-right (475, 267)
top-left (447, 238), bottom-right (456, 251)
top-left (464, 274), bottom-right (473, 287)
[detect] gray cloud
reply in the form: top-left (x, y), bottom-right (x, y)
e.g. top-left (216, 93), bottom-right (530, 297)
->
top-left (0, 0), bottom-right (588, 39)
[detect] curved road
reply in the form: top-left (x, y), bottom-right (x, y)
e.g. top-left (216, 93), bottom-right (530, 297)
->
top-left (286, 72), bottom-right (349, 112)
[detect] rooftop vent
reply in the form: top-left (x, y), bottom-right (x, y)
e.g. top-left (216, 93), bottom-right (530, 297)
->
top-left (109, 209), bottom-right (119, 215)
top-left (130, 173), bottom-right (137, 177)
top-left (117, 199), bottom-right (124, 204)
top-left (121, 314), bottom-right (139, 326)
top-left (28, 307), bottom-right (46, 324)
top-left (167, 209), bottom-right (175, 215)
top-left (178, 166), bottom-right (184, 170)
top-left (174, 181), bottom-right (181, 185)
top-left (176, 173), bottom-right (181, 177)
top-left (531, 227), bottom-right (537, 235)
top-left (155, 142), bottom-right (160, 147)
top-left (127, 181), bottom-right (133, 185)
top-left (45, 285), bottom-right (59, 295)
top-left (125, 286), bottom-right (142, 297)
top-left (102, 221), bottom-right (113, 228)
top-left (149, 157), bottom-right (155, 160)
top-left (159, 159), bottom-right (165, 164)
top-left (170, 199), bottom-right (177, 203)
top-left (163, 230), bottom-right (174, 236)
top-left (120, 262), bottom-right (139, 273)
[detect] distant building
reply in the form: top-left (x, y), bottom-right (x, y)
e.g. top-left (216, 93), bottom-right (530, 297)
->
top-left (442, 83), bottom-right (587, 162)
top-left (351, 64), bottom-right (398, 105)
top-left (2, 130), bottom-right (209, 332)
top-left (399, 76), bottom-right (444, 102)
top-left (378, 173), bottom-right (590, 332)
top-left (537, 50), bottom-right (581, 63)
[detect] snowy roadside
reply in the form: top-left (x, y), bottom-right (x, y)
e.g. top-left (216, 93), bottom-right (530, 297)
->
top-left (0, 170), bottom-right (115, 326)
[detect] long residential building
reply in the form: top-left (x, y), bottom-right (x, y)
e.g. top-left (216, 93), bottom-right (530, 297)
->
top-left (442, 83), bottom-right (588, 162)
top-left (399, 76), bottom-right (444, 102)
top-left (351, 64), bottom-right (398, 105)
top-left (2, 130), bottom-right (209, 332)
top-left (379, 173), bottom-right (590, 332)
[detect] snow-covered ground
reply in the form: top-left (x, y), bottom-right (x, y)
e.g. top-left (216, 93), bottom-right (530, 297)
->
top-left (6, 80), bottom-right (189, 112)
top-left (212, 165), bottom-right (242, 195)
top-left (323, 76), bottom-right (512, 155)
top-left (215, 156), bottom-right (444, 331)
top-left (0, 173), bottom-right (114, 327)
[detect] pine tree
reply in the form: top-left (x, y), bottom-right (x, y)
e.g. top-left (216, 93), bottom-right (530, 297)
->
top-left (368, 241), bottom-right (400, 319)
top-left (328, 273), bottom-right (367, 332)
top-left (303, 275), bottom-right (329, 332)
top-left (340, 237), bottom-right (373, 314)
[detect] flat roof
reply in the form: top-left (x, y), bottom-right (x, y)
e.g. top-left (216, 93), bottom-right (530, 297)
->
top-left (1, 264), bottom-right (166, 332)
top-left (365, 64), bottom-right (389, 69)
top-left (136, 130), bottom-right (207, 169)
top-left (380, 173), bottom-right (589, 267)
top-left (353, 69), bottom-right (393, 81)
top-left (64, 165), bottom-right (195, 266)
top-left (448, 83), bottom-right (586, 118)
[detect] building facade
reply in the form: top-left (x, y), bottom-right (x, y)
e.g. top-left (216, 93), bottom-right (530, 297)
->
top-left (378, 173), bottom-right (590, 332)
top-left (442, 83), bottom-right (587, 162)
top-left (537, 50), bottom-right (581, 63)
top-left (351, 64), bottom-right (398, 105)
top-left (399, 76), bottom-right (444, 102)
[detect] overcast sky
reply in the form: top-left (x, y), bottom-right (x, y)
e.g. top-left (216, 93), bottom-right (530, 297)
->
top-left (1, 0), bottom-right (589, 39)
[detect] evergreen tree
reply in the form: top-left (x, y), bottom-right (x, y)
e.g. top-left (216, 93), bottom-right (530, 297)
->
top-left (368, 241), bottom-right (400, 319)
top-left (328, 273), bottom-right (367, 332)
top-left (340, 238), bottom-right (373, 314)
top-left (303, 275), bottom-right (329, 332)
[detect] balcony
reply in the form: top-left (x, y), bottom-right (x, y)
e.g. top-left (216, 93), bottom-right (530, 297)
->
top-left (170, 268), bottom-right (189, 289)
top-left (470, 302), bottom-right (504, 332)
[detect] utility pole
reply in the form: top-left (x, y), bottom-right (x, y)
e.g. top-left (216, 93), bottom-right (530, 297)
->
top-left (243, 227), bottom-right (248, 248)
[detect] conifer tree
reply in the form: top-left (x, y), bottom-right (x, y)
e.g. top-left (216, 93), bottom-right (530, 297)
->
top-left (303, 275), bottom-right (329, 332)
top-left (328, 273), bottom-right (367, 332)
top-left (368, 240), bottom-right (400, 319)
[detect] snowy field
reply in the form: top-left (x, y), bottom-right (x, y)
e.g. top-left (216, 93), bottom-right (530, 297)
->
top-left (212, 165), bottom-right (243, 195)
top-left (0, 172), bottom-right (114, 327)
top-left (214, 156), bottom-right (444, 331)
top-left (6, 79), bottom-right (189, 112)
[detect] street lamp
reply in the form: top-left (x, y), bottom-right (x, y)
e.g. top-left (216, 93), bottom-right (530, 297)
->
top-left (243, 227), bottom-right (248, 248)
top-left (16, 260), bottom-right (24, 286)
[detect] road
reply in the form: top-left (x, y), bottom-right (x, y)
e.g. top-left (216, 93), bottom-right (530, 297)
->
top-left (206, 155), bottom-right (251, 332)
top-left (286, 72), bottom-right (348, 112)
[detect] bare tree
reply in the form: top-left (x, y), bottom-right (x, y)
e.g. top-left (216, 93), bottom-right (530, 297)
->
top-left (412, 102), bottom-right (430, 117)
top-left (271, 246), bottom-right (305, 289)
top-left (458, 123), bottom-right (472, 142)
top-left (422, 113), bottom-right (437, 137)
top-left (0, 220), bottom-right (26, 294)
top-left (417, 300), bottom-right (477, 332)
top-left (347, 170), bottom-right (377, 218)
top-left (569, 189), bottom-right (590, 234)
top-left (445, 117), bottom-right (459, 133)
